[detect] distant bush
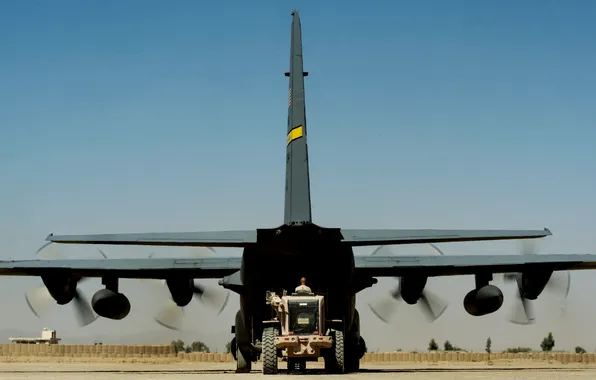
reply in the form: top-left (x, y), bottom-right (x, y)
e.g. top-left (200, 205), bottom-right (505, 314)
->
top-left (444, 340), bottom-right (466, 351)
top-left (504, 347), bottom-right (532, 353)
top-left (171, 339), bottom-right (185, 353)
top-left (170, 339), bottom-right (210, 353)
top-left (541, 333), bottom-right (555, 352)
top-left (575, 346), bottom-right (587, 354)
top-left (428, 339), bottom-right (439, 351)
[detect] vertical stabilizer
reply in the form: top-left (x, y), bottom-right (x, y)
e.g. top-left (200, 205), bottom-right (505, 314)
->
top-left (284, 10), bottom-right (312, 225)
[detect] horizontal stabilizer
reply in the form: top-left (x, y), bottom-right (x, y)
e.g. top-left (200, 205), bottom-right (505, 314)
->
top-left (341, 228), bottom-right (552, 247)
top-left (46, 230), bottom-right (257, 248)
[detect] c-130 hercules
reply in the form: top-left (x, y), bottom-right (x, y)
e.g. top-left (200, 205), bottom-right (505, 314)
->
top-left (3, 9), bottom-right (596, 374)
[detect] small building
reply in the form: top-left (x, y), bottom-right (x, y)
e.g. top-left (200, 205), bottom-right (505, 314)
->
top-left (9, 328), bottom-right (60, 344)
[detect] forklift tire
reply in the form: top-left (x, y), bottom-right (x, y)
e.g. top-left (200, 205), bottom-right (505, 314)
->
top-left (325, 330), bottom-right (345, 374)
top-left (261, 327), bottom-right (278, 375)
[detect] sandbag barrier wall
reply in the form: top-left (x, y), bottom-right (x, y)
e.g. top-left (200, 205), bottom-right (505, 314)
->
top-left (0, 344), bottom-right (176, 358)
top-left (1, 344), bottom-right (596, 364)
top-left (175, 351), bottom-right (596, 364)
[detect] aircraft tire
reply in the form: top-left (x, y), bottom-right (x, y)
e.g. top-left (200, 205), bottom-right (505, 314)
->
top-left (345, 335), bottom-right (364, 372)
top-left (346, 349), bottom-right (360, 372)
top-left (235, 345), bottom-right (251, 373)
top-left (261, 327), bottom-right (278, 375)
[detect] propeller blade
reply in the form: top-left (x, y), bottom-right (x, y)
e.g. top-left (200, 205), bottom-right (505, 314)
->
top-left (196, 246), bottom-right (216, 254)
top-left (25, 286), bottom-right (54, 318)
top-left (368, 283), bottom-right (401, 323)
top-left (519, 239), bottom-right (539, 255)
top-left (28, 243), bottom-right (102, 327)
top-left (503, 240), bottom-right (571, 324)
top-left (147, 248), bottom-right (223, 329)
top-left (427, 243), bottom-right (445, 256)
top-left (148, 247), bottom-right (216, 259)
top-left (418, 289), bottom-right (449, 322)
top-left (509, 286), bottom-right (535, 325)
top-left (369, 243), bottom-right (448, 324)
top-left (217, 291), bottom-right (231, 316)
top-left (544, 271), bottom-right (571, 298)
top-left (499, 241), bottom-right (537, 282)
top-left (72, 290), bottom-right (98, 327)
top-left (154, 298), bottom-right (185, 330)
top-left (372, 243), bottom-right (445, 257)
top-left (192, 282), bottom-right (231, 315)
top-left (26, 285), bottom-right (98, 327)
top-left (368, 297), bottom-right (400, 324)
top-left (37, 242), bottom-right (107, 260)
top-left (36, 242), bottom-right (65, 259)
top-left (370, 245), bottom-right (393, 256)
top-left (96, 248), bottom-right (108, 259)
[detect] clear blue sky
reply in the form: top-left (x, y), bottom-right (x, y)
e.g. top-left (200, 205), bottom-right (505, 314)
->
top-left (0, 0), bottom-right (595, 351)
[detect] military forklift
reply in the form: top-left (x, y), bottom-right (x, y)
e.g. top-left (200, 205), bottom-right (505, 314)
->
top-left (260, 289), bottom-right (345, 374)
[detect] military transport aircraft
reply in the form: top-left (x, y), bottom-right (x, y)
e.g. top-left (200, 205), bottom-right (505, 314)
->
top-left (2, 9), bottom-right (596, 375)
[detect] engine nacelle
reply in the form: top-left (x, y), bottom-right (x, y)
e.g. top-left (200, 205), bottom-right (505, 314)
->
top-left (399, 276), bottom-right (428, 305)
top-left (91, 289), bottom-right (131, 320)
top-left (463, 284), bottom-right (504, 317)
top-left (41, 275), bottom-right (78, 305)
top-left (518, 270), bottom-right (553, 300)
top-left (166, 277), bottom-right (194, 307)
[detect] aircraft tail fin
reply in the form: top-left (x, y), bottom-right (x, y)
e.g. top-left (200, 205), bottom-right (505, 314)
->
top-left (284, 10), bottom-right (312, 226)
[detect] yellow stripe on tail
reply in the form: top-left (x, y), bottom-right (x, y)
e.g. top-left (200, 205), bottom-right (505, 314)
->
top-left (287, 125), bottom-right (304, 145)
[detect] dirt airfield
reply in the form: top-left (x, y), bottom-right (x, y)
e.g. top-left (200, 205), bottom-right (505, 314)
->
top-left (0, 361), bottom-right (595, 379)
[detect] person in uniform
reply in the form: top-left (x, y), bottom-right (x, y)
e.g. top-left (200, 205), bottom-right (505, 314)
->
top-left (295, 277), bottom-right (312, 294)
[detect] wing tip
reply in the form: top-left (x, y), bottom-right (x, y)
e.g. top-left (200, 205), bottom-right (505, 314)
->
top-left (544, 228), bottom-right (552, 236)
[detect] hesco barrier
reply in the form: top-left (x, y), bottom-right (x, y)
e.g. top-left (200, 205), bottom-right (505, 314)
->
top-left (0, 344), bottom-right (176, 358)
top-left (176, 351), bottom-right (596, 364)
top-left (0, 344), bottom-right (595, 364)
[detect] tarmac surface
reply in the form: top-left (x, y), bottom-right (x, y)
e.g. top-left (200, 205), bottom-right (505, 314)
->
top-left (1, 362), bottom-right (596, 379)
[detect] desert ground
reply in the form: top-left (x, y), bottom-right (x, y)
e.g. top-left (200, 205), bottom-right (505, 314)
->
top-left (1, 362), bottom-right (596, 379)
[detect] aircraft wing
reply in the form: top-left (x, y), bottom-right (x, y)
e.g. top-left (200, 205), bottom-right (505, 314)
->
top-left (0, 257), bottom-right (242, 279)
top-left (341, 228), bottom-right (552, 246)
top-left (354, 253), bottom-right (596, 277)
top-left (2, 253), bottom-right (595, 281)
top-left (45, 230), bottom-right (257, 248)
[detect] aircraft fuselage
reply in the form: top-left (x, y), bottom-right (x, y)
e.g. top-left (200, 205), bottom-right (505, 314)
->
top-left (232, 239), bottom-right (363, 370)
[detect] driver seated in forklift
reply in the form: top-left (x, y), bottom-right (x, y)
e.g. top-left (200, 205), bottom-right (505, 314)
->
top-left (295, 277), bottom-right (312, 294)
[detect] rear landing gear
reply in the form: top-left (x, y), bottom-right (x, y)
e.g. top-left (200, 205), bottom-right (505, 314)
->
top-left (345, 335), bottom-right (364, 372)
top-left (235, 346), bottom-right (251, 373)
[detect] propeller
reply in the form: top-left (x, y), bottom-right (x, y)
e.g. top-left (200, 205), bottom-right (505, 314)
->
top-left (148, 247), bottom-right (231, 331)
top-left (502, 240), bottom-right (571, 325)
top-left (25, 242), bottom-right (103, 327)
top-left (153, 281), bottom-right (230, 330)
top-left (367, 244), bottom-right (449, 324)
